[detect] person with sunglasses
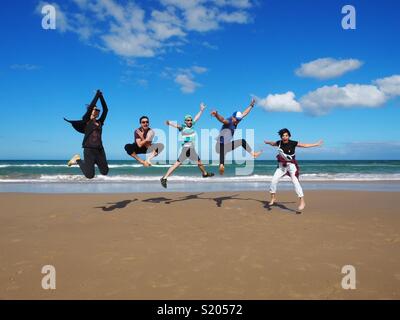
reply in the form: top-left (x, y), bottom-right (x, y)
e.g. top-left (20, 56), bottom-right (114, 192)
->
top-left (124, 116), bottom-right (164, 166)
top-left (160, 103), bottom-right (214, 188)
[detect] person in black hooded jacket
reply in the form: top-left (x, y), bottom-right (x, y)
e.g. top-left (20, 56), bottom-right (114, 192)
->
top-left (65, 90), bottom-right (109, 179)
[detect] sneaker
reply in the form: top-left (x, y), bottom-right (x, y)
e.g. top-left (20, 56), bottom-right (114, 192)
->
top-left (68, 154), bottom-right (81, 167)
top-left (202, 172), bottom-right (215, 178)
top-left (160, 177), bottom-right (167, 188)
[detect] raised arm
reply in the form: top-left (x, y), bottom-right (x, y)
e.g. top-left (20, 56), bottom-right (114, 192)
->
top-left (193, 103), bottom-right (206, 122)
top-left (211, 110), bottom-right (229, 125)
top-left (297, 140), bottom-right (323, 148)
top-left (241, 98), bottom-right (256, 118)
top-left (264, 140), bottom-right (278, 147)
top-left (82, 90), bottom-right (100, 122)
top-left (98, 91), bottom-right (108, 124)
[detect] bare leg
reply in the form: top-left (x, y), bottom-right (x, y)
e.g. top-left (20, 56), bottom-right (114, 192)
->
top-left (269, 193), bottom-right (277, 206)
top-left (163, 161), bottom-right (181, 179)
top-left (251, 151), bottom-right (262, 158)
top-left (146, 143), bottom-right (164, 164)
top-left (197, 161), bottom-right (207, 176)
top-left (129, 152), bottom-right (150, 167)
top-left (298, 197), bottom-right (306, 211)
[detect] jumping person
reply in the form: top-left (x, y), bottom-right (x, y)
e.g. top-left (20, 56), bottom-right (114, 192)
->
top-left (160, 103), bottom-right (214, 188)
top-left (264, 128), bottom-right (323, 211)
top-left (124, 116), bottom-right (164, 166)
top-left (211, 98), bottom-right (262, 175)
top-left (65, 90), bottom-right (109, 179)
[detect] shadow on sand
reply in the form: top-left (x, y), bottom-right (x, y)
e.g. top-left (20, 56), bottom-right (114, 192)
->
top-left (140, 193), bottom-right (301, 214)
top-left (95, 199), bottom-right (138, 212)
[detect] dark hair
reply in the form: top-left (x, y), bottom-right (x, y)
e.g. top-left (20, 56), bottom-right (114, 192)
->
top-left (139, 116), bottom-right (149, 123)
top-left (278, 128), bottom-right (291, 138)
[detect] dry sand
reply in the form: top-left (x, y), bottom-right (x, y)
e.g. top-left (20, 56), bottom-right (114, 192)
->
top-left (0, 191), bottom-right (399, 299)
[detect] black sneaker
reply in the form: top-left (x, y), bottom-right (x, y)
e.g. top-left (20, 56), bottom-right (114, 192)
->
top-left (202, 172), bottom-right (215, 178)
top-left (160, 177), bottom-right (167, 188)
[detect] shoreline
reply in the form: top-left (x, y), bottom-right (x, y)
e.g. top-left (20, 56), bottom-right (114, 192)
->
top-left (0, 180), bottom-right (400, 193)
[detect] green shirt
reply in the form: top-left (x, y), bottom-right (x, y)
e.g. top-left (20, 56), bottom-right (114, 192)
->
top-left (179, 122), bottom-right (196, 146)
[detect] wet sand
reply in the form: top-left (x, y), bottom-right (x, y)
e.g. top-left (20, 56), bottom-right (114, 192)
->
top-left (0, 191), bottom-right (399, 299)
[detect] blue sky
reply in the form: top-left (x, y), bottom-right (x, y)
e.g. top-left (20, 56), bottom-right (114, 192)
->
top-left (0, 0), bottom-right (399, 160)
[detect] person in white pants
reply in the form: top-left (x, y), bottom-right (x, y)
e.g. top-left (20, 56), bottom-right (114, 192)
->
top-left (270, 162), bottom-right (304, 198)
top-left (265, 128), bottom-right (323, 211)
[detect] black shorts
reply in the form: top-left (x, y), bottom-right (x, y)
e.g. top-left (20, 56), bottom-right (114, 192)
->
top-left (177, 146), bottom-right (200, 163)
top-left (124, 143), bottom-right (147, 155)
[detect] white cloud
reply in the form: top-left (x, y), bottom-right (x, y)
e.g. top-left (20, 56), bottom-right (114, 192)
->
top-left (149, 9), bottom-right (186, 40)
top-left (175, 73), bottom-right (199, 93)
top-left (214, 0), bottom-right (253, 9)
top-left (37, 0), bottom-right (254, 59)
top-left (374, 75), bottom-right (400, 97)
top-left (295, 57), bottom-right (363, 79)
top-left (10, 64), bottom-right (41, 71)
top-left (191, 65), bottom-right (208, 74)
top-left (256, 91), bottom-right (302, 112)
top-left (202, 41), bottom-right (218, 50)
top-left (300, 84), bottom-right (388, 115)
top-left (218, 10), bottom-right (250, 24)
top-left (257, 74), bottom-right (400, 116)
top-left (167, 65), bottom-right (207, 93)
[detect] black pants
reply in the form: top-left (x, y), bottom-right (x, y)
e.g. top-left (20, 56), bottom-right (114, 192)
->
top-left (124, 143), bottom-right (164, 156)
top-left (77, 148), bottom-right (109, 179)
top-left (216, 139), bottom-right (252, 165)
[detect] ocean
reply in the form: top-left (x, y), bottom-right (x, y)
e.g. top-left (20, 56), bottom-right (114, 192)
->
top-left (0, 160), bottom-right (400, 193)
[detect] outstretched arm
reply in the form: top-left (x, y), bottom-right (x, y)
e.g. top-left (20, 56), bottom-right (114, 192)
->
top-left (193, 103), bottom-right (206, 122)
top-left (98, 91), bottom-right (108, 124)
top-left (82, 90), bottom-right (100, 122)
top-left (297, 140), bottom-right (323, 148)
top-left (211, 110), bottom-right (229, 125)
top-left (264, 140), bottom-right (278, 147)
top-left (241, 98), bottom-right (256, 118)
top-left (165, 120), bottom-right (182, 130)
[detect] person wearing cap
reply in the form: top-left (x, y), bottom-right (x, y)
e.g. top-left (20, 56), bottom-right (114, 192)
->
top-left (66, 90), bottom-right (109, 179)
top-left (160, 103), bottom-right (214, 188)
top-left (124, 116), bottom-right (164, 167)
top-left (211, 98), bottom-right (262, 175)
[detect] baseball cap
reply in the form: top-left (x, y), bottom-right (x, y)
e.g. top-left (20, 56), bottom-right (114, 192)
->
top-left (232, 111), bottom-right (243, 121)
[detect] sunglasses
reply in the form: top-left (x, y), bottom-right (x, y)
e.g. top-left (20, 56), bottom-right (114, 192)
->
top-left (141, 121), bottom-right (149, 124)
top-left (185, 119), bottom-right (193, 122)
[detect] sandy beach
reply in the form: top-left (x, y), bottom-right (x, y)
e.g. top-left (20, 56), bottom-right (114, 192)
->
top-left (0, 190), bottom-right (399, 299)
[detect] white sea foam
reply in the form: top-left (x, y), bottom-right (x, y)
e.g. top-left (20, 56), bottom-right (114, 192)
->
top-left (1, 173), bottom-right (400, 183)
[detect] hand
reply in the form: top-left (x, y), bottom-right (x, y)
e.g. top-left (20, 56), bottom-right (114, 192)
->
top-left (97, 89), bottom-right (103, 96)
top-left (146, 130), bottom-right (155, 141)
top-left (250, 98), bottom-right (256, 107)
top-left (200, 102), bottom-right (206, 111)
top-left (211, 110), bottom-right (217, 117)
top-left (136, 129), bottom-right (144, 139)
top-left (264, 140), bottom-right (269, 144)
top-left (165, 120), bottom-right (170, 126)
top-left (317, 140), bottom-right (324, 146)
